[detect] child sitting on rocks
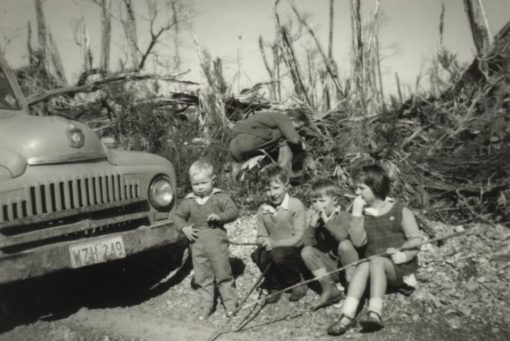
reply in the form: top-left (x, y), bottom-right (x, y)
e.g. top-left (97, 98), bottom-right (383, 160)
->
top-left (251, 165), bottom-right (308, 303)
top-left (301, 178), bottom-right (360, 310)
top-left (327, 164), bottom-right (422, 335)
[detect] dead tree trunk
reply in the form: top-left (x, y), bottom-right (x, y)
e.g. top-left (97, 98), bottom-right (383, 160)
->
top-left (375, 32), bottom-right (385, 110)
top-left (395, 72), bottom-right (403, 103)
top-left (259, 36), bottom-right (276, 100)
top-left (100, 0), bottom-right (112, 71)
top-left (171, 0), bottom-right (181, 69)
top-left (122, 0), bottom-right (139, 68)
top-left (328, 0), bottom-right (334, 59)
top-left (350, 0), bottom-right (364, 111)
top-left (35, 0), bottom-right (47, 69)
top-left (280, 26), bottom-right (311, 106)
top-left (273, 44), bottom-right (282, 101)
top-left (290, 3), bottom-right (344, 99)
top-left (439, 1), bottom-right (446, 47)
top-left (463, 0), bottom-right (491, 57)
top-left (27, 21), bottom-right (34, 64)
top-left (82, 20), bottom-right (94, 71)
top-left (48, 31), bottom-right (67, 85)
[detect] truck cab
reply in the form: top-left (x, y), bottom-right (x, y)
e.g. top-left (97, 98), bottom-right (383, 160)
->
top-left (0, 56), bottom-right (182, 284)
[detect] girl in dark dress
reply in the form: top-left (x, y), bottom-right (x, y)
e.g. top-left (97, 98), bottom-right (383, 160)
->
top-left (327, 164), bottom-right (422, 335)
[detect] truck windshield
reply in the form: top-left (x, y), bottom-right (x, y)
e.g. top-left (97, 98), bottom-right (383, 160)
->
top-left (0, 68), bottom-right (21, 110)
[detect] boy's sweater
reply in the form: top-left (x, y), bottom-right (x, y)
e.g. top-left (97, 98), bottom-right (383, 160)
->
top-left (255, 194), bottom-right (306, 248)
top-left (302, 208), bottom-right (351, 253)
top-left (174, 188), bottom-right (238, 231)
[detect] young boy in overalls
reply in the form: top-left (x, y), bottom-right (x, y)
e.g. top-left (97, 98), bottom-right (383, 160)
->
top-left (174, 159), bottom-right (239, 319)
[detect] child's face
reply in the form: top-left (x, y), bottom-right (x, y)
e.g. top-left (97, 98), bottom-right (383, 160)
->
top-left (190, 172), bottom-right (214, 197)
top-left (265, 178), bottom-right (287, 206)
top-left (312, 192), bottom-right (337, 216)
top-left (355, 183), bottom-right (376, 204)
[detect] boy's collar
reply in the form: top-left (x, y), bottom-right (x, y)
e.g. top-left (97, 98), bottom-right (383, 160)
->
top-left (323, 206), bottom-right (341, 222)
top-left (185, 188), bottom-right (222, 199)
top-left (279, 193), bottom-right (290, 210)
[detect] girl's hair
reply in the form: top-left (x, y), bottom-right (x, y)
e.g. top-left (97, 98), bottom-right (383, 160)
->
top-left (353, 164), bottom-right (390, 199)
top-left (261, 164), bottom-right (289, 186)
top-left (189, 159), bottom-right (214, 178)
top-left (310, 178), bottom-right (341, 198)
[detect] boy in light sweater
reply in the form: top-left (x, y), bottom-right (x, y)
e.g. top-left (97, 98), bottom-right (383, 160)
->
top-left (250, 165), bottom-right (308, 303)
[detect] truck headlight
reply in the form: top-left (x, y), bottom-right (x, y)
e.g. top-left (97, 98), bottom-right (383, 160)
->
top-left (149, 176), bottom-right (174, 211)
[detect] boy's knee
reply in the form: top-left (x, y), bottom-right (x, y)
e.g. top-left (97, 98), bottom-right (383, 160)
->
top-left (300, 246), bottom-right (315, 261)
top-left (338, 240), bottom-right (355, 253)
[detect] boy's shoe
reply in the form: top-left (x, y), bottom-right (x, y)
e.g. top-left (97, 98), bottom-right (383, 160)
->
top-left (311, 278), bottom-right (343, 310)
top-left (198, 306), bottom-right (213, 321)
top-left (360, 310), bottom-right (384, 332)
top-left (265, 289), bottom-right (282, 304)
top-left (289, 284), bottom-right (308, 302)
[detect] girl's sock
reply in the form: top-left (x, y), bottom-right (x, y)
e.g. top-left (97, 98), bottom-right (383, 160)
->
top-left (342, 296), bottom-right (359, 317)
top-left (368, 297), bottom-right (384, 316)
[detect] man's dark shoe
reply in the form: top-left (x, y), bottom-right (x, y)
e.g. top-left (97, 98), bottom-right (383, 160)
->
top-left (289, 284), bottom-right (307, 302)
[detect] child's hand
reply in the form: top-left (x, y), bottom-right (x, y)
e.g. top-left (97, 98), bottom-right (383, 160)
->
top-left (207, 213), bottom-right (221, 222)
top-left (318, 209), bottom-right (329, 222)
top-left (386, 247), bottom-right (408, 264)
top-left (309, 209), bottom-right (321, 227)
top-left (262, 238), bottom-right (273, 250)
top-left (182, 225), bottom-right (198, 241)
top-left (352, 196), bottom-right (367, 216)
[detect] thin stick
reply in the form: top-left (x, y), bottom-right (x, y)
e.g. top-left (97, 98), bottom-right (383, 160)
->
top-left (207, 264), bottom-right (271, 341)
top-left (241, 229), bottom-right (473, 311)
top-left (229, 241), bottom-right (259, 246)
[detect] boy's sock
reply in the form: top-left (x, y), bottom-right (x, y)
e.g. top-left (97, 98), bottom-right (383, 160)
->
top-left (368, 297), bottom-right (384, 316)
top-left (342, 296), bottom-right (359, 318)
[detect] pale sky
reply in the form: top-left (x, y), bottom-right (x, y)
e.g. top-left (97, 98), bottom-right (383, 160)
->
top-left (1, 0), bottom-right (509, 97)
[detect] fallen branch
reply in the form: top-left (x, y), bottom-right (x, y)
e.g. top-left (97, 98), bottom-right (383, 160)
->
top-left (27, 70), bottom-right (197, 105)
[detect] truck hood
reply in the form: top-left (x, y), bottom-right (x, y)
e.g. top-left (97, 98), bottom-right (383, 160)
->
top-left (0, 114), bottom-right (107, 168)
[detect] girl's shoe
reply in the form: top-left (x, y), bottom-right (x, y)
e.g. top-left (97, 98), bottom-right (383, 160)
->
top-left (327, 314), bottom-right (354, 336)
top-left (360, 310), bottom-right (384, 332)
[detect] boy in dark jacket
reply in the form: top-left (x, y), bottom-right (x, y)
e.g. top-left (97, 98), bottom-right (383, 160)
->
top-left (229, 110), bottom-right (314, 179)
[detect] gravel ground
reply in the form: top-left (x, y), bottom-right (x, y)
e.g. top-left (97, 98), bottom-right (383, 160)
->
top-left (1, 215), bottom-right (509, 341)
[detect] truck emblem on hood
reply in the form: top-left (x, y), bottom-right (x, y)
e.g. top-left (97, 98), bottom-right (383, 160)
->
top-left (67, 124), bottom-right (85, 148)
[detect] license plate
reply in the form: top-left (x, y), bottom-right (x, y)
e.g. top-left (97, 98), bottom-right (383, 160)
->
top-left (69, 236), bottom-right (126, 268)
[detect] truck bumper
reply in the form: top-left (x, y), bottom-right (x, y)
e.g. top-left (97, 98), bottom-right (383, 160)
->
top-left (0, 220), bottom-right (182, 284)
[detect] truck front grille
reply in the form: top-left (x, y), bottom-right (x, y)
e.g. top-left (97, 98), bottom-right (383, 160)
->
top-left (0, 173), bottom-right (141, 224)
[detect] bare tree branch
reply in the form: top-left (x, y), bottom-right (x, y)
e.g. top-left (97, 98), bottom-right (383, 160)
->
top-left (27, 70), bottom-right (196, 105)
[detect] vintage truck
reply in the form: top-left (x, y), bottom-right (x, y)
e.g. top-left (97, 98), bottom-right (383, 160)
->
top-left (0, 56), bottom-right (183, 284)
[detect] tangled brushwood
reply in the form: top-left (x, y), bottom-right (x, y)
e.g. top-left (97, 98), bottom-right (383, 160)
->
top-left (16, 12), bottom-right (510, 226)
